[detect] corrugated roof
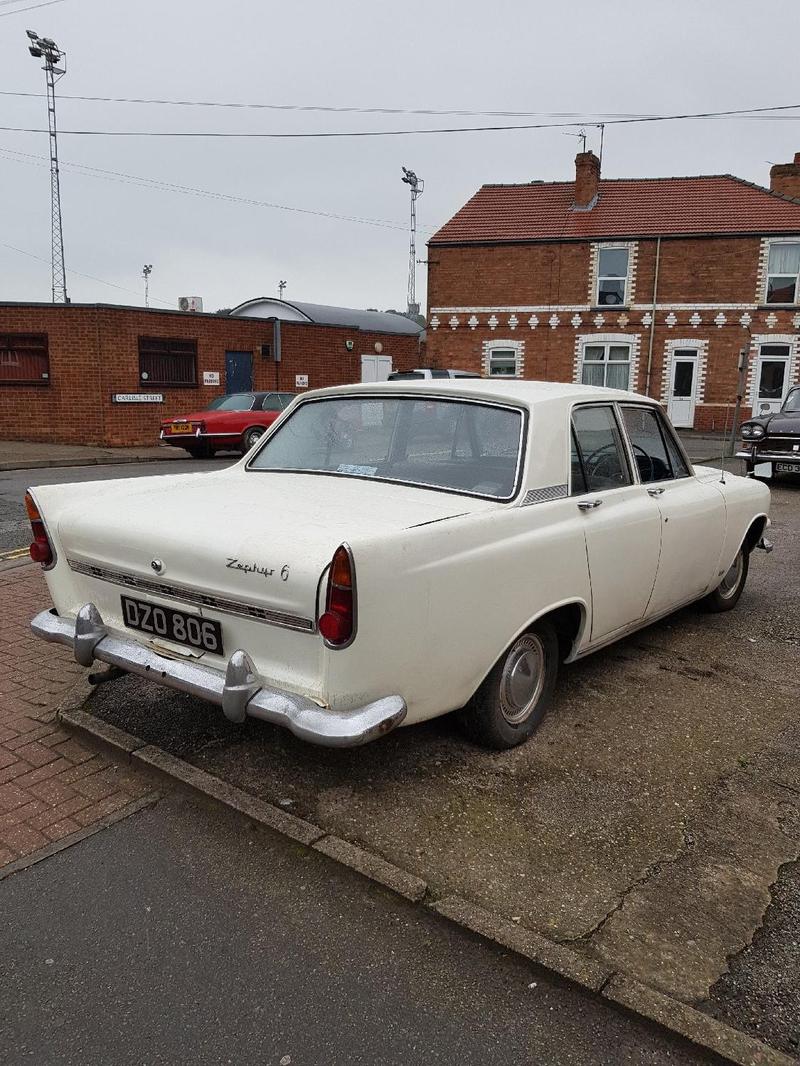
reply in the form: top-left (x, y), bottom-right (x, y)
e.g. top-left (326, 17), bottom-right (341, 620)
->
top-left (230, 298), bottom-right (423, 335)
top-left (430, 175), bottom-right (800, 244)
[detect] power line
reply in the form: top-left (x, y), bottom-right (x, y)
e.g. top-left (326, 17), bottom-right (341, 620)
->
top-left (0, 240), bottom-right (172, 305)
top-left (0, 0), bottom-right (68, 17)
top-left (0, 146), bottom-right (422, 231)
top-left (1, 102), bottom-right (799, 138)
top-left (2, 90), bottom-right (800, 123)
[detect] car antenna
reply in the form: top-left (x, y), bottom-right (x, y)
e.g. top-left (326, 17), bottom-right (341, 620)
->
top-left (719, 403), bottom-right (730, 484)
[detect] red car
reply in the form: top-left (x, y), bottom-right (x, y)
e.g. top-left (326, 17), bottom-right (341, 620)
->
top-left (160, 391), bottom-right (295, 458)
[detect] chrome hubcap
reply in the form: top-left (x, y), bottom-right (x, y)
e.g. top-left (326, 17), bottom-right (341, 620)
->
top-left (499, 634), bottom-right (546, 725)
top-left (719, 552), bottom-right (744, 599)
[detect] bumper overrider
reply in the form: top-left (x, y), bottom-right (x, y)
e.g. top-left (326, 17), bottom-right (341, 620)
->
top-left (31, 604), bottom-right (407, 748)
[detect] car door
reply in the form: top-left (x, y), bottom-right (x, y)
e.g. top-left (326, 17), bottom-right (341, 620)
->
top-left (571, 404), bottom-right (662, 642)
top-left (618, 404), bottom-right (725, 616)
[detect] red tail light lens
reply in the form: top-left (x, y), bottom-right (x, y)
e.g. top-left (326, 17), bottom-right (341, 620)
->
top-left (318, 544), bottom-right (355, 647)
top-left (25, 492), bottom-right (54, 567)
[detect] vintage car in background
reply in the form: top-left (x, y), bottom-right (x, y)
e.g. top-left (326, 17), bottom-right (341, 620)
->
top-left (159, 391), bottom-right (296, 458)
top-left (28, 380), bottom-right (771, 750)
top-left (737, 384), bottom-right (800, 478)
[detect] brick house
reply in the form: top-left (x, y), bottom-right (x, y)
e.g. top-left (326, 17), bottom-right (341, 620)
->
top-left (426, 150), bottom-right (800, 430)
top-left (0, 301), bottom-right (423, 447)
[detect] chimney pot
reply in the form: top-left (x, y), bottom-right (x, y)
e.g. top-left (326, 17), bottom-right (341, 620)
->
top-left (769, 152), bottom-right (800, 200)
top-left (573, 151), bottom-right (600, 210)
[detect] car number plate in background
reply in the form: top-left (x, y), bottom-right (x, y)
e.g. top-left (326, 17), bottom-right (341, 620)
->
top-left (170, 424), bottom-right (193, 434)
top-left (121, 595), bottom-right (223, 654)
top-left (776, 462), bottom-right (800, 473)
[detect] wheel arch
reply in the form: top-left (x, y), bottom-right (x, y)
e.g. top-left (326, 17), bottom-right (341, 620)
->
top-left (466, 597), bottom-right (589, 704)
top-left (741, 513), bottom-right (768, 555)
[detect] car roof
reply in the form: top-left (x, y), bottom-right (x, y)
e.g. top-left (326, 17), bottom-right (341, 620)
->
top-left (303, 378), bottom-right (653, 410)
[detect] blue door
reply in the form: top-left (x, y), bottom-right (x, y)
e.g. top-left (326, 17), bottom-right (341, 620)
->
top-left (225, 351), bottom-right (253, 394)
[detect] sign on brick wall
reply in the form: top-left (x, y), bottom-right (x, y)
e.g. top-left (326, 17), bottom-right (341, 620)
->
top-left (202, 371), bottom-right (220, 385)
top-left (111, 393), bottom-right (164, 404)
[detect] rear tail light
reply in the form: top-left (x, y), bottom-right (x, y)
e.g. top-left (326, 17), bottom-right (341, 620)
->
top-left (197, 421), bottom-right (206, 435)
top-left (318, 544), bottom-right (356, 647)
top-left (25, 492), bottom-right (54, 567)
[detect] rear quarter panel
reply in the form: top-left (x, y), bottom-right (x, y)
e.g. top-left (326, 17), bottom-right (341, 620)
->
top-left (327, 499), bottom-right (590, 725)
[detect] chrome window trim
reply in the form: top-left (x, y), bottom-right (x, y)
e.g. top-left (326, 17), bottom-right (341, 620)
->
top-left (245, 392), bottom-right (528, 504)
top-left (67, 559), bottom-right (315, 633)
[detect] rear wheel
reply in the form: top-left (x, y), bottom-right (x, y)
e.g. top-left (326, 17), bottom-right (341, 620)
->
top-left (458, 620), bottom-right (559, 750)
top-left (242, 426), bottom-right (266, 452)
top-left (702, 547), bottom-right (749, 612)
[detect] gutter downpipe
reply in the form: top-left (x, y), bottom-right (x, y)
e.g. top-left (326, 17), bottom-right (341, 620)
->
top-left (644, 236), bottom-right (661, 397)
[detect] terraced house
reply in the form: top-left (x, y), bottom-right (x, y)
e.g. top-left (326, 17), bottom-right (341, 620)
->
top-left (426, 150), bottom-right (800, 430)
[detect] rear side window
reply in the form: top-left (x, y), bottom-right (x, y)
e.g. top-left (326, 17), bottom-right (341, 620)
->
top-left (621, 405), bottom-right (690, 482)
top-left (571, 405), bottom-right (632, 493)
top-left (261, 394), bottom-right (285, 412)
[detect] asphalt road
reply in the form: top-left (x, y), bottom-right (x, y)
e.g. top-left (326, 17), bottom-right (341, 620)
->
top-left (0, 459), bottom-right (232, 555)
top-left (0, 792), bottom-right (713, 1066)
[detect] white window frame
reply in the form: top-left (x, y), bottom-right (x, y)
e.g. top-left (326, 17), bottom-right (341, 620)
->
top-left (482, 339), bottom-right (524, 378)
top-left (764, 239), bottom-right (800, 305)
top-left (579, 340), bottom-right (632, 390)
top-left (594, 242), bottom-right (633, 307)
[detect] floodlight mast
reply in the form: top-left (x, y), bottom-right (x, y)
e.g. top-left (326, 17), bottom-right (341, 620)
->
top-left (26, 31), bottom-right (68, 303)
top-left (401, 166), bottom-right (424, 317)
top-left (142, 264), bottom-right (153, 308)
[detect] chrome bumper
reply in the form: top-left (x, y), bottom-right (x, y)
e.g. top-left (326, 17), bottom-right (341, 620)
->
top-left (736, 450), bottom-right (800, 463)
top-left (31, 604), bottom-right (407, 748)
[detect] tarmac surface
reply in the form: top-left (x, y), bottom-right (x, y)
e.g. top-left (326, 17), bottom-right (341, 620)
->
top-left (0, 791), bottom-right (715, 1066)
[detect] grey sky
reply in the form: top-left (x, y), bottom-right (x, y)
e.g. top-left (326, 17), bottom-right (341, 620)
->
top-left (1, 0), bottom-right (798, 313)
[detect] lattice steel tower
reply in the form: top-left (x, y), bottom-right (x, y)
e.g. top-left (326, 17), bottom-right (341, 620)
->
top-left (26, 31), bottom-right (68, 303)
top-left (401, 167), bottom-right (424, 317)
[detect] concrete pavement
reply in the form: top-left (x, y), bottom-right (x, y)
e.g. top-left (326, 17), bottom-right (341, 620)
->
top-left (0, 789), bottom-right (715, 1066)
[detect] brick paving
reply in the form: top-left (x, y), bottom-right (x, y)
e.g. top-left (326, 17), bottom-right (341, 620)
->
top-left (0, 563), bottom-right (155, 868)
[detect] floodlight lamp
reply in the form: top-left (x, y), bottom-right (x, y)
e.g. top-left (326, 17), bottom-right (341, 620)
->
top-left (41, 37), bottom-right (55, 47)
top-left (26, 29), bottom-right (38, 40)
top-left (28, 45), bottom-right (43, 57)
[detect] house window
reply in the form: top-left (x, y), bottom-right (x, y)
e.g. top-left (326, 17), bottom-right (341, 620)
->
top-left (488, 349), bottom-right (519, 376)
top-left (766, 242), bottom-right (800, 304)
top-left (596, 246), bottom-right (630, 306)
top-left (581, 343), bottom-right (631, 390)
top-left (0, 334), bottom-right (49, 385)
top-left (138, 336), bottom-right (197, 386)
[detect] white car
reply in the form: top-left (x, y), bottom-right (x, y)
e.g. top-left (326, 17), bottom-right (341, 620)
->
top-left (29, 381), bottom-right (772, 750)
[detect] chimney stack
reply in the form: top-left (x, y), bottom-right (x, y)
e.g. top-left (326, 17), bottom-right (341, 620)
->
top-left (573, 150), bottom-right (601, 210)
top-left (770, 152), bottom-right (800, 200)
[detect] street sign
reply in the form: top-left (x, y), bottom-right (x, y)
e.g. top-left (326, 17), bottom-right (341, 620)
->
top-left (112, 393), bottom-right (164, 404)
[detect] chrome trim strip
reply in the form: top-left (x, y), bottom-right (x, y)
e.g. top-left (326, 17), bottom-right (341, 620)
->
top-left (521, 484), bottom-right (568, 506)
top-left (31, 606), bottom-right (406, 748)
top-left (67, 558), bottom-right (315, 633)
top-left (740, 452), bottom-right (800, 463)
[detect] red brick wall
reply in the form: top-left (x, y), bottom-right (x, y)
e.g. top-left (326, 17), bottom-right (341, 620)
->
top-left (427, 235), bottom-right (800, 430)
top-left (0, 304), bottom-right (422, 446)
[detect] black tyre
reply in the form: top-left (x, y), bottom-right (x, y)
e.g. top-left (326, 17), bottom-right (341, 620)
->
top-left (242, 426), bottom-right (266, 452)
top-left (458, 620), bottom-right (559, 750)
top-left (701, 547), bottom-right (749, 612)
top-left (184, 442), bottom-right (213, 460)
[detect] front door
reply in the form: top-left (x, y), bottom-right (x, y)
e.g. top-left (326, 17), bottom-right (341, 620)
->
top-left (360, 354), bottom-right (392, 383)
top-left (753, 345), bottom-right (791, 415)
top-left (667, 351), bottom-right (698, 428)
top-left (225, 351), bottom-right (253, 394)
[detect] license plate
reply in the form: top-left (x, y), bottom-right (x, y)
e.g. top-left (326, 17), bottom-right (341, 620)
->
top-left (121, 595), bottom-right (223, 655)
top-left (170, 424), bottom-right (193, 434)
top-left (776, 462), bottom-right (800, 473)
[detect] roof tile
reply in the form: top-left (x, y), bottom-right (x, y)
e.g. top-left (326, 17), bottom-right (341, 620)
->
top-left (430, 175), bottom-right (800, 243)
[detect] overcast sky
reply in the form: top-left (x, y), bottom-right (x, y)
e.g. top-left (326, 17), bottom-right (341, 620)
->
top-left (1, 0), bottom-right (799, 314)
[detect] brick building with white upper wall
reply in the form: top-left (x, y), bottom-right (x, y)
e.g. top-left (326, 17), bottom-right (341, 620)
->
top-left (426, 150), bottom-right (800, 431)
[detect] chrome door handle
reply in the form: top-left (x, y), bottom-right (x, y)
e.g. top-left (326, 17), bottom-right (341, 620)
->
top-left (577, 499), bottom-right (603, 511)
top-left (647, 486), bottom-right (665, 497)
